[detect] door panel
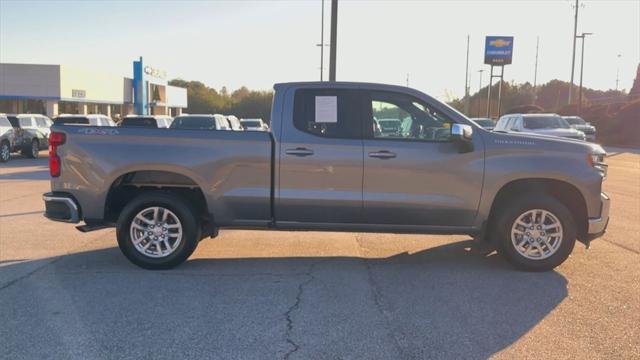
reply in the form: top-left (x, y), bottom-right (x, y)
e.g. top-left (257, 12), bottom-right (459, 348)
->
top-left (277, 89), bottom-right (363, 223)
top-left (363, 140), bottom-right (484, 226)
top-left (363, 91), bottom-right (484, 227)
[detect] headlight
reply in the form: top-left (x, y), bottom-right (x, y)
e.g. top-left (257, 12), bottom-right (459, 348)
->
top-left (588, 153), bottom-right (607, 179)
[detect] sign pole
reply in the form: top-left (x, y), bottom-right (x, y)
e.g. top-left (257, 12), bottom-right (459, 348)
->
top-left (486, 65), bottom-right (494, 118)
top-left (497, 66), bottom-right (504, 118)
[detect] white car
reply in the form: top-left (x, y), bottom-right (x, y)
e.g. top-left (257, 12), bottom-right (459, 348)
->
top-left (54, 114), bottom-right (116, 127)
top-left (0, 114), bottom-right (16, 162)
top-left (121, 115), bottom-right (173, 128)
top-left (16, 114), bottom-right (53, 137)
top-left (495, 113), bottom-right (586, 141)
top-left (225, 115), bottom-right (244, 131)
top-left (240, 118), bottom-right (269, 131)
top-left (170, 114), bottom-right (231, 130)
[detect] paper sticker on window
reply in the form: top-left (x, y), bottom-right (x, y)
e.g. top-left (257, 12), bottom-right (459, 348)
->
top-left (315, 96), bottom-right (338, 123)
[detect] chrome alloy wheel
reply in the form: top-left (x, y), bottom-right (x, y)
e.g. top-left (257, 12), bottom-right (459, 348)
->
top-left (511, 209), bottom-right (563, 260)
top-left (130, 206), bottom-right (183, 258)
top-left (0, 143), bottom-right (9, 162)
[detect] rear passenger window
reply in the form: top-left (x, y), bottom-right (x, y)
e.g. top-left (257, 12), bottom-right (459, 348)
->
top-left (36, 118), bottom-right (48, 127)
top-left (293, 89), bottom-right (361, 139)
top-left (19, 117), bottom-right (33, 127)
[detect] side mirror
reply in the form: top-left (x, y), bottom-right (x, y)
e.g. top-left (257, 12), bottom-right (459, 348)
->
top-left (451, 123), bottom-right (473, 141)
top-left (451, 124), bottom-right (474, 153)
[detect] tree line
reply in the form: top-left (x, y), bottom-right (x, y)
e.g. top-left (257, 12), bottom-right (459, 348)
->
top-left (168, 79), bottom-right (273, 122)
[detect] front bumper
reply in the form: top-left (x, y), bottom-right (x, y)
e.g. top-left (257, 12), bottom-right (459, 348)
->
top-left (586, 192), bottom-right (610, 239)
top-left (43, 192), bottom-right (80, 223)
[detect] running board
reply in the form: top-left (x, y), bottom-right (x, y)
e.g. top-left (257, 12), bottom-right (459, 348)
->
top-left (76, 224), bottom-right (111, 232)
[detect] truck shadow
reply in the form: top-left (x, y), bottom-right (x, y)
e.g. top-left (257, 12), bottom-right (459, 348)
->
top-left (1, 239), bottom-right (567, 359)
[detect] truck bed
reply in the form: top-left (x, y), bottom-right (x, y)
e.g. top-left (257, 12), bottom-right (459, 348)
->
top-left (51, 125), bottom-right (273, 226)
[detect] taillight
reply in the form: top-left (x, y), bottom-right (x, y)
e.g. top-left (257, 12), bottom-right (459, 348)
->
top-left (49, 132), bottom-right (65, 146)
top-left (49, 132), bottom-right (65, 177)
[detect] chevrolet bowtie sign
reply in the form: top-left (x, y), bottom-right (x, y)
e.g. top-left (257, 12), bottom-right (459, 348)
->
top-left (485, 36), bottom-right (514, 65)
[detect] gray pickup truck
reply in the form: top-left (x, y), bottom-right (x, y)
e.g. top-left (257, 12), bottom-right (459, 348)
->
top-left (43, 82), bottom-right (609, 271)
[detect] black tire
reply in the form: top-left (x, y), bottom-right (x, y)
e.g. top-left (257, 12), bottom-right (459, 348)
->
top-left (22, 139), bottom-right (39, 158)
top-left (493, 193), bottom-right (576, 272)
top-left (0, 141), bottom-right (10, 163)
top-left (116, 192), bottom-right (201, 270)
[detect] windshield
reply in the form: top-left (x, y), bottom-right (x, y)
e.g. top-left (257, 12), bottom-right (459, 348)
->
top-left (121, 117), bottom-right (157, 128)
top-left (523, 116), bottom-right (570, 129)
top-left (564, 117), bottom-right (586, 125)
top-left (241, 120), bottom-right (261, 128)
top-left (53, 116), bottom-right (89, 125)
top-left (170, 116), bottom-right (216, 130)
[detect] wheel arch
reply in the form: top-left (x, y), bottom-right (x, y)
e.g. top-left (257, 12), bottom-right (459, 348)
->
top-left (103, 169), bottom-right (214, 235)
top-left (488, 178), bottom-right (588, 240)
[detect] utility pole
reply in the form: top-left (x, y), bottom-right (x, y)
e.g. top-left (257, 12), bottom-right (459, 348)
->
top-left (464, 35), bottom-right (470, 115)
top-left (568, 0), bottom-right (579, 104)
top-left (534, 36), bottom-right (540, 87)
top-left (406, 73), bottom-right (409, 87)
top-left (577, 32), bottom-right (593, 115)
top-left (477, 69), bottom-right (484, 118)
top-left (318, 0), bottom-right (325, 81)
top-left (328, 0), bottom-right (338, 82)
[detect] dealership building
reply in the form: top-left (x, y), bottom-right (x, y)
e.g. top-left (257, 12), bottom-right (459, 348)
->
top-left (0, 57), bottom-right (187, 118)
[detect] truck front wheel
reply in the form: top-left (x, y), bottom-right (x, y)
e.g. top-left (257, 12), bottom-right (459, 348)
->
top-left (494, 194), bottom-right (576, 272)
top-left (116, 192), bottom-right (200, 270)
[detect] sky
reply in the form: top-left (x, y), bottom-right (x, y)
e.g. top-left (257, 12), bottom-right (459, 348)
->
top-left (1, 0), bottom-right (638, 100)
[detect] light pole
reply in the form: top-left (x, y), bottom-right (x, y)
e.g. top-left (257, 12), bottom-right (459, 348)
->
top-left (615, 53), bottom-right (622, 91)
top-left (464, 35), bottom-right (470, 115)
top-left (477, 69), bottom-right (484, 118)
top-left (534, 36), bottom-right (540, 88)
top-left (577, 32), bottom-right (593, 115)
top-left (328, 0), bottom-right (338, 82)
top-left (317, 0), bottom-right (327, 81)
top-left (568, 0), bottom-right (580, 104)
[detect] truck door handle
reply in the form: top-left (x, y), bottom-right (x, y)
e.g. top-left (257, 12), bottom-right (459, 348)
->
top-left (285, 147), bottom-right (314, 156)
top-left (368, 151), bottom-right (396, 159)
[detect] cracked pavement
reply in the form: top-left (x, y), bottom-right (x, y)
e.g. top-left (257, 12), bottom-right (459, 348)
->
top-left (1, 151), bottom-right (639, 359)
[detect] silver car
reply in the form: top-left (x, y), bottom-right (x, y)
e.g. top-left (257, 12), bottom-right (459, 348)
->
top-left (495, 113), bottom-right (586, 141)
top-left (563, 116), bottom-right (596, 141)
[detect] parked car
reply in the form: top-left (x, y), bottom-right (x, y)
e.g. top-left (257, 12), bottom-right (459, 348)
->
top-left (495, 113), bottom-right (586, 141)
top-left (53, 114), bottom-right (116, 127)
top-left (6, 114), bottom-right (51, 158)
top-left (0, 114), bottom-right (16, 162)
top-left (225, 115), bottom-right (244, 131)
top-left (120, 115), bottom-right (173, 128)
top-left (170, 114), bottom-right (231, 130)
top-left (563, 116), bottom-right (596, 141)
top-left (470, 117), bottom-right (496, 131)
top-left (240, 118), bottom-right (269, 131)
top-left (44, 81), bottom-right (609, 272)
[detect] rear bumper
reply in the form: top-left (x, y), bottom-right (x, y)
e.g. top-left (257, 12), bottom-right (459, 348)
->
top-left (43, 192), bottom-right (80, 223)
top-left (586, 192), bottom-right (610, 238)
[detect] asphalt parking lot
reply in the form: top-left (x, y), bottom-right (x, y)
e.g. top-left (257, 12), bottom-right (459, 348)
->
top-left (1, 150), bottom-right (638, 359)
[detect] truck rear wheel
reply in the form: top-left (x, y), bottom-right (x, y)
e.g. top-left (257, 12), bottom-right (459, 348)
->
top-left (116, 192), bottom-right (200, 270)
top-left (494, 194), bottom-right (576, 272)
